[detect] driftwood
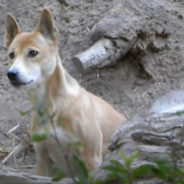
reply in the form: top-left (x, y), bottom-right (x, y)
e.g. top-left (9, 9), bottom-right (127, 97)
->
top-left (73, 38), bottom-right (115, 72)
top-left (93, 90), bottom-right (184, 182)
top-left (73, 37), bottom-right (136, 73)
top-left (0, 171), bottom-right (73, 184)
top-left (93, 113), bottom-right (184, 182)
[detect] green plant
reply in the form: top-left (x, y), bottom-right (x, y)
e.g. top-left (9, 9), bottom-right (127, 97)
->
top-left (152, 159), bottom-right (184, 184)
top-left (103, 152), bottom-right (184, 184)
top-left (103, 151), bottom-right (154, 184)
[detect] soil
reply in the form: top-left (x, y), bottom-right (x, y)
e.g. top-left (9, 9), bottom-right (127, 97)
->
top-left (0, 0), bottom-right (184, 176)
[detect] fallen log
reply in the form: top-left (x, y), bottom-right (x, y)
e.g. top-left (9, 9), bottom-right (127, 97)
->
top-left (73, 37), bottom-right (136, 73)
top-left (73, 38), bottom-right (114, 73)
top-left (93, 90), bottom-right (184, 183)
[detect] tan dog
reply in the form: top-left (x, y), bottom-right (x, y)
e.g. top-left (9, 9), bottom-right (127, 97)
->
top-left (6, 9), bottom-right (126, 176)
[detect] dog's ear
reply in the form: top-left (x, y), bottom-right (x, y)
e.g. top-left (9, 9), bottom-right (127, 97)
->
top-left (36, 9), bottom-right (57, 42)
top-left (6, 14), bottom-right (21, 47)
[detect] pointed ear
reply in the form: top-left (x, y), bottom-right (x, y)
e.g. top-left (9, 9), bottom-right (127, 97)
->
top-left (36, 9), bottom-right (57, 42)
top-left (6, 14), bottom-right (21, 47)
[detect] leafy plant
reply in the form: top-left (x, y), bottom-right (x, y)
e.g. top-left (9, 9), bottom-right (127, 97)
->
top-left (152, 159), bottom-right (184, 184)
top-left (104, 151), bottom-right (154, 184)
top-left (102, 152), bottom-right (184, 184)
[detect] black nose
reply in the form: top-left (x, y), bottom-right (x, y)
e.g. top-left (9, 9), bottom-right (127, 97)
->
top-left (7, 70), bottom-right (19, 81)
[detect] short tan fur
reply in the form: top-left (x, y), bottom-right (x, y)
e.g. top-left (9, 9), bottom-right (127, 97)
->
top-left (6, 9), bottom-right (126, 176)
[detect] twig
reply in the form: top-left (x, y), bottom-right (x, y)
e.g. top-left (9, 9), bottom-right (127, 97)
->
top-left (8, 124), bottom-right (20, 135)
top-left (18, 164), bottom-right (36, 168)
top-left (2, 165), bottom-right (19, 172)
top-left (1, 141), bottom-right (28, 165)
top-left (0, 147), bottom-right (9, 157)
top-left (0, 171), bottom-right (74, 184)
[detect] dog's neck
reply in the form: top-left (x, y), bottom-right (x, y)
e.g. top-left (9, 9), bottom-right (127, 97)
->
top-left (29, 54), bottom-right (80, 115)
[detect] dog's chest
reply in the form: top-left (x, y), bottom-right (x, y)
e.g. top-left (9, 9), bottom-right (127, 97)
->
top-left (35, 126), bottom-right (81, 175)
top-left (50, 127), bottom-right (79, 148)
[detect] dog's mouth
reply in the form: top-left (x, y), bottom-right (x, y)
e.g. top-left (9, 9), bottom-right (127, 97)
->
top-left (10, 80), bottom-right (34, 87)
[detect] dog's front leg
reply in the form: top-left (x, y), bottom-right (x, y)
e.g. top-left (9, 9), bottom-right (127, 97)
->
top-left (82, 148), bottom-right (102, 171)
top-left (81, 129), bottom-right (103, 171)
top-left (34, 142), bottom-right (52, 176)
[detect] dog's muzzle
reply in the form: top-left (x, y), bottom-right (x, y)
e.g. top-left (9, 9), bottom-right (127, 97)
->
top-left (7, 69), bottom-right (33, 87)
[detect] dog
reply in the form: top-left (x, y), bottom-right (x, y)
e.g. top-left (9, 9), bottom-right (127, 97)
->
top-left (6, 9), bottom-right (126, 176)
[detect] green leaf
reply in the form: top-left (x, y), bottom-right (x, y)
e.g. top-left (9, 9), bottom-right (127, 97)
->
top-left (119, 151), bottom-right (139, 168)
top-left (37, 106), bottom-right (45, 117)
top-left (105, 172), bottom-right (126, 182)
top-left (105, 160), bottom-right (125, 172)
top-left (19, 109), bottom-right (32, 116)
top-left (93, 179), bottom-right (104, 184)
top-left (130, 151), bottom-right (139, 160)
top-left (152, 159), bottom-right (175, 181)
top-left (132, 164), bottom-right (155, 179)
top-left (73, 141), bottom-right (85, 147)
top-left (103, 165), bottom-right (122, 173)
top-left (72, 154), bottom-right (89, 184)
top-left (104, 160), bottom-right (129, 183)
top-left (40, 117), bottom-right (48, 125)
top-left (52, 164), bottom-right (66, 181)
top-left (119, 152), bottom-right (126, 160)
top-left (52, 172), bottom-right (65, 181)
top-left (32, 133), bottom-right (48, 142)
top-left (176, 110), bottom-right (184, 116)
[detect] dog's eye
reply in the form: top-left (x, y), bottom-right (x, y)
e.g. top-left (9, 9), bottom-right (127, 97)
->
top-left (9, 52), bottom-right (15, 59)
top-left (28, 50), bottom-right (39, 58)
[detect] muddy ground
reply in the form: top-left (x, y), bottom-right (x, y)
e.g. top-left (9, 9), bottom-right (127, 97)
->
top-left (0, 0), bottom-right (184, 175)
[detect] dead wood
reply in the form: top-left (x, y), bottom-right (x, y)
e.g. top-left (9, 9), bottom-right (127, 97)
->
top-left (0, 171), bottom-right (73, 184)
top-left (93, 90), bottom-right (184, 183)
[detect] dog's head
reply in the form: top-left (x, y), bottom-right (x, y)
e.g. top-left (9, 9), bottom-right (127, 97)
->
top-left (6, 9), bottom-right (58, 87)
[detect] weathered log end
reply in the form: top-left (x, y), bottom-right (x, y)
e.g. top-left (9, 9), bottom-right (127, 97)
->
top-left (73, 38), bottom-right (115, 73)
